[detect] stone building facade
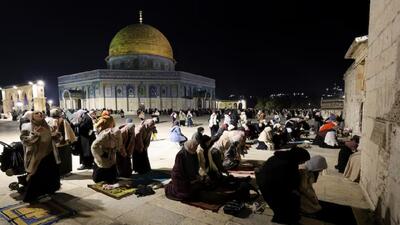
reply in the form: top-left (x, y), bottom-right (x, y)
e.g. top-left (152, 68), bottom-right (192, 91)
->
top-left (359, 1), bottom-right (400, 224)
top-left (1, 82), bottom-right (46, 114)
top-left (320, 97), bottom-right (344, 119)
top-left (58, 23), bottom-right (215, 112)
top-left (343, 36), bottom-right (367, 135)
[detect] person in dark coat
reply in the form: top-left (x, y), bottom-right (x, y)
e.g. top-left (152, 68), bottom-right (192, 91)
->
top-left (20, 110), bottom-right (61, 203)
top-left (165, 139), bottom-right (201, 201)
top-left (335, 135), bottom-right (360, 173)
top-left (132, 119), bottom-right (155, 174)
top-left (77, 111), bottom-right (96, 170)
top-left (256, 147), bottom-right (310, 224)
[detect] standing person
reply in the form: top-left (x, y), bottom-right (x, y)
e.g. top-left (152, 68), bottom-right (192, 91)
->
top-left (138, 110), bottom-right (145, 122)
top-left (46, 108), bottom-right (76, 176)
top-left (91, 126), bottom-right (124, 183)
top-left (179, 110), bottom-right (186, 126)
top-left (117, 119), bottom-right (135, 178)
top-left (209, 111), bottom-right (219, 137)
top-left (186, 110), bottom-right (193, 127)
top-left (170, 111), bottom-right (177, 125)
top-left (20, 111), bottom-right (61, 203)
top-left (132, 119), bottom-right (156, 174)
top-left (77, 111), bottom-right (97, 170)
top-left (152, 109), bottom-right (160, 123)
top-left (256, 147), bottom-right (310, 224)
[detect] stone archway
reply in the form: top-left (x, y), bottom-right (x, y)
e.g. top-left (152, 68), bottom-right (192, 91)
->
top-left (62, 90), bottom-right (72, 109)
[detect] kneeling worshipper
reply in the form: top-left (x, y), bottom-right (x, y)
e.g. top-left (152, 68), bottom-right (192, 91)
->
top-left (299, 155), bottom-right (328, 214)
top-left (256, 126), bottom-right (274, 150)
top-left (20, 110), bottom-right (61, 203)
top-left (165, 139), bottom-right (202, 201)
top-left (207, 130), bottom-right (246, 179)
top-left (335, 135), bottom-right (360, 173)
top-left (256, 147), bottom-right (310, 224)
top-left (91, 125), bottom-right (124, 184)
top-left (344, 150), bottom-right (361, 182)
top-left (165, 139), bottom-right (235, 204)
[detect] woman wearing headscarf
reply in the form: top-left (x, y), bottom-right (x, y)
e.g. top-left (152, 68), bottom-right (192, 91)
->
top-left (169, 120), bottom-right (187, 145)
top-left (117, 120), bottom-right (135, 178)
top-left (132, 119), bottom-right (155, 174)
top-left (20, 110), bottom-right (61, 203)
top-left (19, 110), bottom-right (32, 131)
top-left (335, 135), bottom-right (360, 173)
top-left (255, 147), bottom-right (310, 224)
top-left (208, 130), bottom-right (246, 179)
top-left (46, 108), bottom-right (76, 176)
top-left (91, 124), bottom-right (124, 184)
top-left (165, 139), bottom-right (201, 201)
top-left (299, 155), bottom-right (327, 214)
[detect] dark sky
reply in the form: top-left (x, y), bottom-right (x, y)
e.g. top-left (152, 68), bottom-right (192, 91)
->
top-left (0, 1), bottom-right (369, 102)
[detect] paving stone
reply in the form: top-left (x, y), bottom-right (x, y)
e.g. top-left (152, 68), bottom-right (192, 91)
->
top-left (116, 203), bottom-right (185, 225)
top-left (150, 195), bottom-right (232, 225)
top-left (60, 198), bottom-right (118, 225)
top-left (178, 218), bottom-right (210, 225)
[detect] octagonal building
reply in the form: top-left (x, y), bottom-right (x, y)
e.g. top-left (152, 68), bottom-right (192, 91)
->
top-left (58, 22), bottom-right (215, 112)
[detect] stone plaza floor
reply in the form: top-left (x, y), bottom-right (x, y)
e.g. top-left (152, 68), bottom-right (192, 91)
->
top-left (0, 115), bottom-right (377, 225)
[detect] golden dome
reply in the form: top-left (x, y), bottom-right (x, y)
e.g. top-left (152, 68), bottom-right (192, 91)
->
top-left (108, 24), bottom-right (173, 60)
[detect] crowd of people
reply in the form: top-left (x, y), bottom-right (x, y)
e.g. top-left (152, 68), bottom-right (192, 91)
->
top-left (1, 105), bottom-right (362, 224)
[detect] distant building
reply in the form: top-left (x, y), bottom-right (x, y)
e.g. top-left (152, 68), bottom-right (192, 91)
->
top-left (215, 99), bottom-right (246, 110)
top-left (58, 18), bottom-right (215, 112)
top-left (320, 97), bottom-right (344, 119)
top-left (0, 81), bottom-right (46, 115)
top-left (343, 35), bottom-right (367, 135)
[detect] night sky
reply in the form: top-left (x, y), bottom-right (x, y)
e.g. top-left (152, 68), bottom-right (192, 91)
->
top-left (0, 1), bottom-right (370, 103)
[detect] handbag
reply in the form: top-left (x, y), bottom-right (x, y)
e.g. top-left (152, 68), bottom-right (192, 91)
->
top-left (0, 141), bottom-right (25, 176)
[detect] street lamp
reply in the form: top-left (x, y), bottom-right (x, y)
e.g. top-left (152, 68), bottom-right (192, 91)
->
top-left (28, 81), bottom-right (33, 85)
top-left (37, 80), bottom-right (45, 86)
top-left (48, 100), bottom-right (53, 108)
top-left (13, 86), bottom-right (17, 89)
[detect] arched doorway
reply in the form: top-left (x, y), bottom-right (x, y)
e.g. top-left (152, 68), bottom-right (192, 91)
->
top-left (62, 90), bottom-right (72, 109)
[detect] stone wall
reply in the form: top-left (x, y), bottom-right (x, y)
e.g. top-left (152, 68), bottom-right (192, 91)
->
top-left (361, 1), bottom-right (400, 224)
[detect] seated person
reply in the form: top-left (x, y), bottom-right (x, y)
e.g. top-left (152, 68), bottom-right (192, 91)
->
top-left (335, 135), bottom-right (360, 173)
top-left (299, 155), bottom-right (327, 214)
top-left (256, 126), bottom-right (274, 150)
top-left (165, 139), bottom-right (202, 201)
top-left (207, 130), bottom-right (246, 179)
top-left (344, 151), bottom-right (361, 182)
top-left (324, 129), bottom-right (338, 148)
top-left (191, 127), bottom-right (205, 143)
top-left (256, 147), bottom-right (310, 224)
top-left (169, 121), bottom-right (187, 145)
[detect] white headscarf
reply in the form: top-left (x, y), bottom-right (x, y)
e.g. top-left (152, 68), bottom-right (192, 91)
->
top-left (305, 155), bottom-right (328, 172)
top-left (22, 111), bottom-right (33, 120)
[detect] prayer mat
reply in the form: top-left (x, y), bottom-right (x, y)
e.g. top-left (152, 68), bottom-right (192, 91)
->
top-left (302, 201), bottom-right (357, 225)
top-left (0, 200), bottom-right (76, 225)
top-left (131, 170), bottom-right (171, 187)
top-left (182, 200), bottom-right (223, 212)
top-left (87, 182), bottom-right (136, 200)
top-left (228, 163), bottom-right (255, 178)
